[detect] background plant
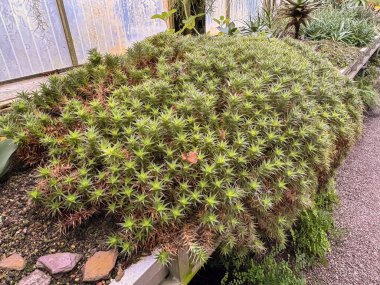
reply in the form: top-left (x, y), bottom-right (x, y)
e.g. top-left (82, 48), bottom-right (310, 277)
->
top-left (355, 57), bottom-right (380, 110)
top-left (279, 0), bottom-right (322, 39)
top-left (240, 0), bottom-right (280, 36)
top-left (151, 9), bottom-right (178, 34)
top-left (290, 177), bottom-right (338, 262)
top-left (158, 0), bottom-right (216, 34)
top-left (152, 7), bottom-right (205, 35)
top-left (301, 5), bottom-right (376, 46)
top-left (0, 34), bottom-right (363, 265)
top-left (240, 15), bottom-right (269, 35)
top-left (349, 0), bottom-right (369, 7)
top-left (221, 253), bottom-right (306, 285)
top-left (0, 139), bottom-right (18, 180)
top-left (213, 16), bottom-right (240, 35)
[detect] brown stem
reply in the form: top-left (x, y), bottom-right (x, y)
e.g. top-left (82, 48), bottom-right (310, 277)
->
top-left (294, 21), bottom-right (300, 39)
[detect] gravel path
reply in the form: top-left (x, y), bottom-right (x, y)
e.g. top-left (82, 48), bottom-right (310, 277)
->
top-left (307, 110), bottom-right (380, 285)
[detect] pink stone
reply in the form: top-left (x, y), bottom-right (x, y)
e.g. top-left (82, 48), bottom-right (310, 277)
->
top-left (37, 252), bottom-right (82, 274)
top-left (0, 253), bottom-right (26, 271)
top-left (18, 270), bottom-right (51, 285)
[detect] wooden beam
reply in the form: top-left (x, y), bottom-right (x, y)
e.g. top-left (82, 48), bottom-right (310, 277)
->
top-left (56, 0), bottom-right (78, 66)
top-left (341, 35), bottom-right (380, 80)
top-left (163, 0), bottom-right (175, 30)
top-left (226, 0), bottom-right (231, 19)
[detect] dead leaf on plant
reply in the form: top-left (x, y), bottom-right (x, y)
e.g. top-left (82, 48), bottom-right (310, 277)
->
top-left (219, 129), bottom-right (226, 140)
top-left (181, 151), bottom-right (198, 164)
top-left (115, 265), bottom-right (125, 281)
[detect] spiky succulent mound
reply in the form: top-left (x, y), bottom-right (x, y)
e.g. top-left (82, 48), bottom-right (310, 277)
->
top-left (0, 34), bottom-right (363, 264)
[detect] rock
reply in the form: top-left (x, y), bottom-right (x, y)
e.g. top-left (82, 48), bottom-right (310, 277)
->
top-left (0, 253), bottom-right (26, 271)
top-left (18, 269), bottom-right (51, 285)
top-left (37, 252), bottom-right (82, 274)
top-left (82, 250), bottom-right (118, 282)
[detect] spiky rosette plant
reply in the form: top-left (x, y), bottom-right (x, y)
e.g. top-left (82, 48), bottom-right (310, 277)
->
top-left (0, 34), bottom-right (363, 265)
top-left (280, 0), bottom-right (322, 39)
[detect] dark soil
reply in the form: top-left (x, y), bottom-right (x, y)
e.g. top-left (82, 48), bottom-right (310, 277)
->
top-left (190, 267), bottom-right (225, 285)
top-left (189, 251), bottom-right (226, 285)
top-left (0, 170), bottom-right (119, 285)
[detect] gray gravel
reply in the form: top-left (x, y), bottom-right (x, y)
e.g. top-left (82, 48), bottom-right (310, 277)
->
top-left (306, 110), bottom-right (380, 285)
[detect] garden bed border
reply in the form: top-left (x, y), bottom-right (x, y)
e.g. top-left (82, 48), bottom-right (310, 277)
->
top-left (110, 244), bottom-right (218, 285)
top-left (340, 35), bottom-right (380, 80)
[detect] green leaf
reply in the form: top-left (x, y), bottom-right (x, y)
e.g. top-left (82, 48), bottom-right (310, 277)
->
top-left (167, 8), bottom-right (177, 16)
top-left (151, 14), bottom-right (163, 20)
top-left (151, 9), bottom-right (177, 21)
top-left (213, 18), bottom-right (221, 25)
top-left (0, 139), bottom-right (18, 179)
top-left (176, 13), bottom-right (206, 35)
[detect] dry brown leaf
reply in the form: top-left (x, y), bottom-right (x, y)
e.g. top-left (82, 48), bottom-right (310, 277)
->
top-left (115, 265), bottom-right (125, 282)
top-left (181, 151), bottom-right (198, 164)
top-left (219, 129), bottom-right (226, 140)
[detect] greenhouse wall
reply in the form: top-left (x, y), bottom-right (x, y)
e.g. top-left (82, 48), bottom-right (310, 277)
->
top-left (0, 0), bottom-right (167, 82)
top-left (206, 0), bottom-right (265, 31)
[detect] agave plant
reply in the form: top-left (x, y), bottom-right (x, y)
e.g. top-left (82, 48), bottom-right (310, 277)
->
top-left (350, 0), bottom-right (368, 7)
top-left (0, 139), bottom-right (18, 180)
top-left (280, 0), bottom-right (322, 39)
top-left (241, 15), bottom-right (268, 35)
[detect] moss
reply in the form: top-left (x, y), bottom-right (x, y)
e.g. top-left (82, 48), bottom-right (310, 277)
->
top-left (220, 177), bottom-right (339, 284)
top-left (303, 40), bottom-right (362, 69)
top-left (0, 33), bottom-right (364, 263)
